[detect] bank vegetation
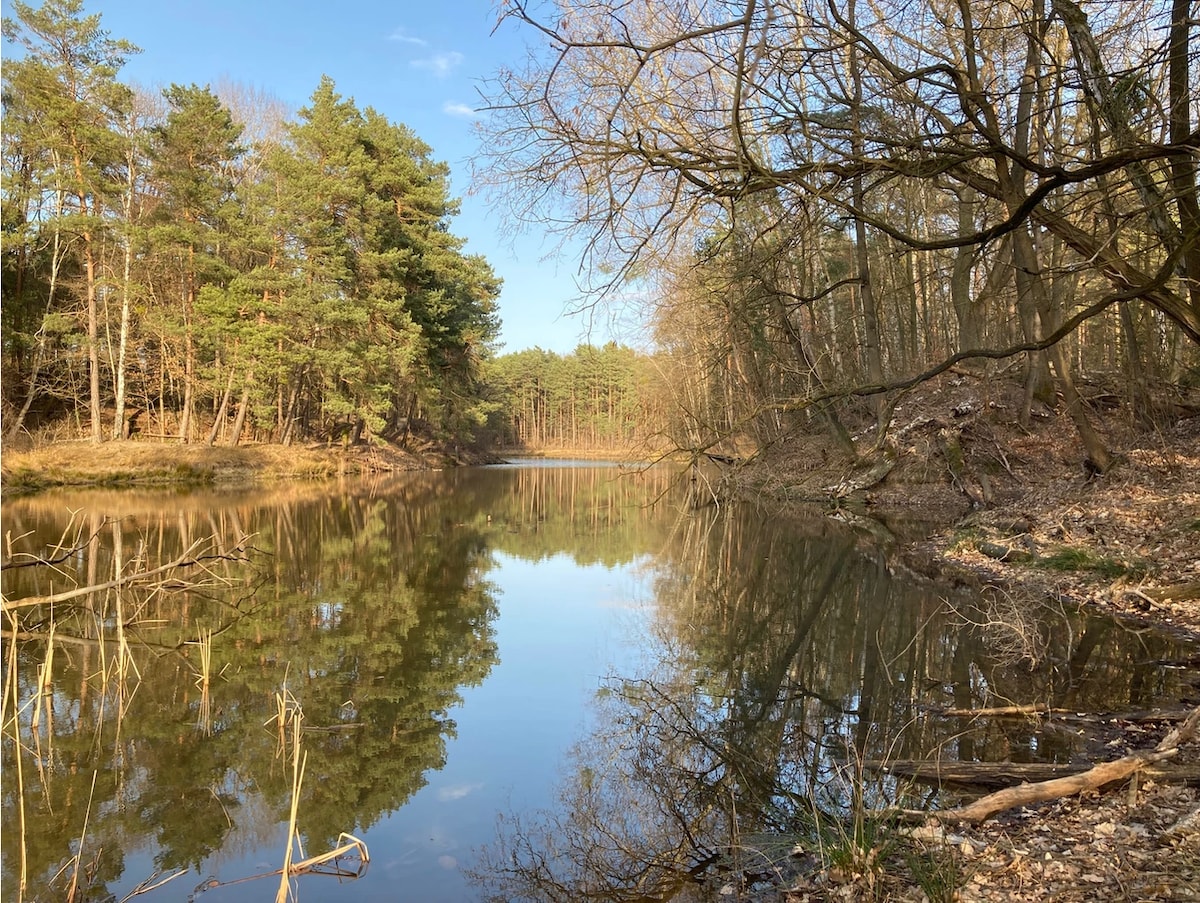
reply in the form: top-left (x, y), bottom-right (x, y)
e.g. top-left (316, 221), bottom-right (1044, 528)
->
top-left (478, 0), bottom-right (1199, 475)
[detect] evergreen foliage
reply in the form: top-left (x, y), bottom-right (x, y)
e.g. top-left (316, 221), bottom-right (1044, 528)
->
top-left (483, 342), bottom-right (665, 451)
top-left (1, 4), bottom-right (500, 448)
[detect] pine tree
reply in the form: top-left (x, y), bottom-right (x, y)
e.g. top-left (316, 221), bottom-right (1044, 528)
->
top-left (3, 0), bottom-right (137, 441)
top-left (147, 83), bottom-right (243, 442)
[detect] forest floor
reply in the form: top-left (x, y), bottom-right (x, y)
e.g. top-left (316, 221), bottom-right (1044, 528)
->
top-left (737, 369), bottom-right (1200, 902)
top-left (744, 369), bottom-right (1200, 640)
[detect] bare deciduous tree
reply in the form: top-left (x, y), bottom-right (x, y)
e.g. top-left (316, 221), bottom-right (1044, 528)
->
top-left (480, 0), bottom-right (1199, 468)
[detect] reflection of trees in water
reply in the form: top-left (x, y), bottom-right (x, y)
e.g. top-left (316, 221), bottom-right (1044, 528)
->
top-left (476, 502), bottom-right (1199, 902)
top-left (2, 477), bottom-right (503, 900)
top-left (1, 464), bottom-right (687, 900)
top-left (470, 463), bottom-right (680, 566)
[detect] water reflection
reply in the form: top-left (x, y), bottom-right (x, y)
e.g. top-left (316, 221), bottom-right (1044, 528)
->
top-left (0, 464), bottom-right (678, 902)
top-left (474, 503), bottom-right (1199, 902)
top-left (1, 465), bottom-right (1194, 903)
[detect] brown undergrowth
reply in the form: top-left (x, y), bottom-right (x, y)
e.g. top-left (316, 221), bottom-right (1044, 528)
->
top-left (747, 370), bottom-right (1200, 638)
top-left (738, 370), bottom-right (1200, 901)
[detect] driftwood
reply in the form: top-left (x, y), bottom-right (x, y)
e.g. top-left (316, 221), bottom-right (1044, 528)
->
top-left (941, 704), bottom-right (1069, 717)
top-left (901, 703), bottom-right (1200, 824)
top-left (1138, 582), bottom-right (1200, 602)
top-left (865, 758), bottom-right (1200, 789)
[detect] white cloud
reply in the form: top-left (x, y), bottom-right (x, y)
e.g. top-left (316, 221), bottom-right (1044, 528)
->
top-left (436, 781), bottom-right (483, 801)
top-left (410, 51), bottom-right (464, 78)
top-left (442, 101), bottom-right (478, 118)
top-left (388, 28), bottom-right (427, 46)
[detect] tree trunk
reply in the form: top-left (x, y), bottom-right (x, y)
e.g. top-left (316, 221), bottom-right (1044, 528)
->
top-left (7, 189), bottom-right (66, 442)
top-left (179, 246), bottom-right (196, 444)
top-left (279, 378), bottom-right (302, 445)
top-left (229, 379), bottom-right (251, 446)
top-left (1168, 0), bottom-right (1200, 323)
top-left (1012, 225), bottom-right (1114, 471)
top-left (1119, 302), bottom-right (1156, 426)
top-left (206, 365), bottom-right (236, 446)
top-left (950, 188), bottom-right (982, 353)
top-left (113, 222), bottom-right (133, 441)
top-left (158, 337), bottom-right (168, 438)
top-left (83, 234), bottom-right (103, 443)
top-left (848, 1), bottom-right (884, 410)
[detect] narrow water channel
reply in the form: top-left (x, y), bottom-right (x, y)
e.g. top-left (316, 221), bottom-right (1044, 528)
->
top-left (2, 461), bottom-right (1195, 902)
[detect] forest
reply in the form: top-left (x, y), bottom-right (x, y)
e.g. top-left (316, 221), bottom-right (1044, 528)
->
top-left (3, 3), bottom-right (1199, 900)
top-left (3, 0), bottom-right (1199, 466)
top-left (479, 0), bottom-right (1199, 469)
top-left (483, 344), bottom-right (666, 450)
top-left (2, 0), bottom-right (502, 450)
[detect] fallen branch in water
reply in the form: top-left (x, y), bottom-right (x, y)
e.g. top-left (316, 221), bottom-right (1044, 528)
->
top-left (937, 704), bottom-right (1195, 722)
top-left (898, 703), bottom-right (1200, 824)
top-left (1, 536), bottom-right (253, 613)
top-left (941, 703), bottom-right (1069, 717)
top-left (865, 758), bottom-right (1200, 789)
top-left (1, 520), bottom-right (106, 571)
top-left (190, 833), bottom-right (370, 898)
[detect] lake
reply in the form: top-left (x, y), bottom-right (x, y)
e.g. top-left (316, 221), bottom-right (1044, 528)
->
top-left (2, 460), bottom-right (1195, 902)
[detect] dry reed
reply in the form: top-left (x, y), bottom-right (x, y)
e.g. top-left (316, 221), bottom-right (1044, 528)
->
top-left (191, 628), bottom-right (214, 734)
top-left (275, 699), bottom-right (307, 903)
top-left (3, 609), bottom-right (29, 897)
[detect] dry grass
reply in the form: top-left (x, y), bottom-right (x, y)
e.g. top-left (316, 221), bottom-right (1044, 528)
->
top-left (1, 440), bottom-right (432, 494)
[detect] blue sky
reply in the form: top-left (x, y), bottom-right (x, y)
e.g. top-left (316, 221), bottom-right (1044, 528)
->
top-left (2, 0), bottom-right (631, 354)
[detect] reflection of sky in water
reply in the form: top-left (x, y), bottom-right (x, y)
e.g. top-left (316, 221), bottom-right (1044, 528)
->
top-left (365, 552), bottom-right (655, 902)
top-left (168, 552), bottom-right (654, 903)
top-left (220, 552), bottom-right (652, 903)
top-left (12, 466), bottom-right (1193, 903)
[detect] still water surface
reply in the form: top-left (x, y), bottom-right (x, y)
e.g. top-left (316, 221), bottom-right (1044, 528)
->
top-left (2, 461), bottom-right (1195, 902)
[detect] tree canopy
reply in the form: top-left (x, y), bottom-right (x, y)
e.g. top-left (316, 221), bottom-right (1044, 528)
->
top-left (2, 1), bottom-right (500, 447)
top-left (480, 0), bottom-right (1200, 468)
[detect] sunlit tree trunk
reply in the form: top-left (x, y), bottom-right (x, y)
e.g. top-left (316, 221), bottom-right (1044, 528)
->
top-left (950, 187), bottom-right (982, 354)
top-left (7, 181), bottom-right (68, 442)
top-left (113, 122), bottom-right (140, 440)
top-left (178, 247), bottom-right (196, 443)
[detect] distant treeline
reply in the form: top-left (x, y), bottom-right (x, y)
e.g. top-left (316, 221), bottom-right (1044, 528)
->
top-left (481, 0), bottom-right (1200, 472)
top-left (482, 344), bottom-right (668, 452)
top-left (2, 1), bottom-right (499, 448)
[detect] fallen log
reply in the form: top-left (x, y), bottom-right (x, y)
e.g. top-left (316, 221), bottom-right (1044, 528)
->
top-left (899, 703), bottom-right (1200, 824)
top-left (1139, 582), bottom-right (1200, 602)
top-left (863, 758), bottom-right (1200, 789)
top-left (940, 704), bottom-right (1068, 717)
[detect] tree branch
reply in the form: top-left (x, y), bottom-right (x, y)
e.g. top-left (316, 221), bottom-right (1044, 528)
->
top-left (1, 537), bottom-right (254, 613)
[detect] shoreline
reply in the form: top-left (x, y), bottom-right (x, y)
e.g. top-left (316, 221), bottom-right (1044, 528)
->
top-left (4, 417), bottom-right (1197, 641)
top-left (4, 407), bottom-right (1199, 901)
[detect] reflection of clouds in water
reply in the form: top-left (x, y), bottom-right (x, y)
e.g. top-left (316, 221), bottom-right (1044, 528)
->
top-left (436, 782), bottom-right (483, 801)
top-left (438, 855), bottom-right (458, 870)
